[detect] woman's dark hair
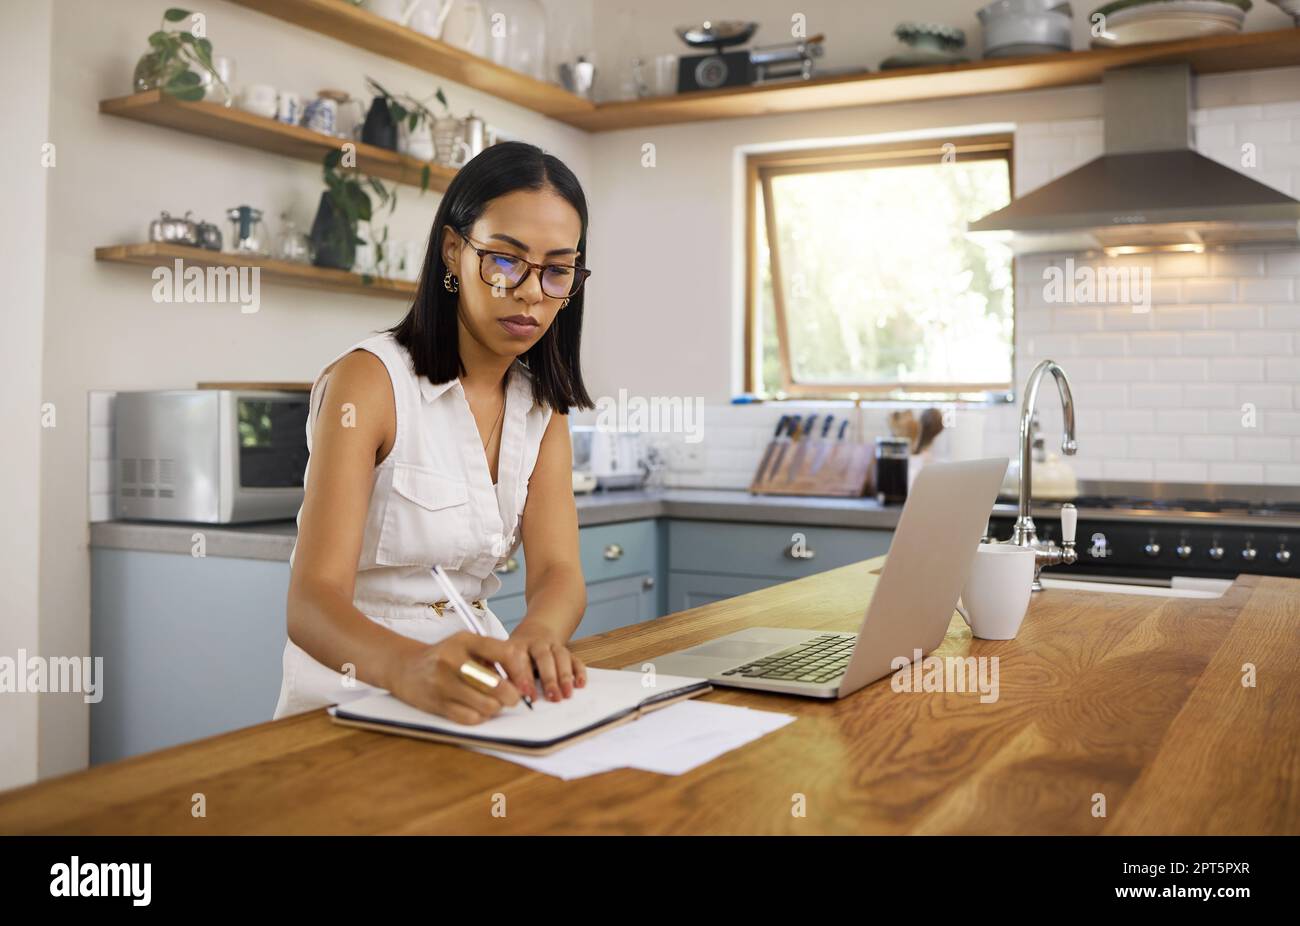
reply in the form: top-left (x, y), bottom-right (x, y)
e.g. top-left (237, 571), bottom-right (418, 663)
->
top-left (387, 140), bottom-right (593, 412)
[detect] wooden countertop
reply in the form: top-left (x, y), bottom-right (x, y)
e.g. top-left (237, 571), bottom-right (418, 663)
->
top-left (2, 558), bottom-right (1297, 835)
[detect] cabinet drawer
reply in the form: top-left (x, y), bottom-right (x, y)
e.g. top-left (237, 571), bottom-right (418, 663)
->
top-left (579, 519), bottom-right (657, 584)
top-left (667, 571), bottom-right (778, 613)
top-left (668, 520), bottom-right (891, 580)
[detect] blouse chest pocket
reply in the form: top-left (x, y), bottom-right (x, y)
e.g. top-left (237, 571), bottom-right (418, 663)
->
top-left (376, 462), bottom-right (472, 569)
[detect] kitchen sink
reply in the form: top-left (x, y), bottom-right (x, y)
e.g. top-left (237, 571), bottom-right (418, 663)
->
top-left (1038, 576), bottom-right (1233, 599)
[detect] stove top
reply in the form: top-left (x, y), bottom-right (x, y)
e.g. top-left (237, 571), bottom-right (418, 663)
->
top-left (994, 480), bottom-right (1300, 526)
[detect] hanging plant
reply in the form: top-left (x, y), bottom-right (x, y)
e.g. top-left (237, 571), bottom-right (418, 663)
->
top-left (133, 7), bottom-right (226, 101)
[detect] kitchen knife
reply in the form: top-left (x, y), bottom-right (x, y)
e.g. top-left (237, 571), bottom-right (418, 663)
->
top-left (753, 414), bottom-right (789, 485)
top-left (767, 414), bottom-right (797, 481)
top-left (785, 414), bottom-right (818, 482)
top-left (809, 414), bottom-right (835, 474)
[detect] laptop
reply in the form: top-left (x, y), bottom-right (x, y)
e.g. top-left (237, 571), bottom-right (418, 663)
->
top-left (625, 457), bottom-right (1009, 699)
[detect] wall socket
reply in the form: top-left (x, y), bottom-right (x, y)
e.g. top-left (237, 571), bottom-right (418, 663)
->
top-left (669, 443), bottom-right (705, 472)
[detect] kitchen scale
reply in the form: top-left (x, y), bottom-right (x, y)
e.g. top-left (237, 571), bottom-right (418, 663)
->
top-left (674, 20), bottom-right (825, 92)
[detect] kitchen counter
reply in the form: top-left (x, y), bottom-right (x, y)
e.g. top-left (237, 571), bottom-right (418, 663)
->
top-left (89, 488), bottom-right (910, 561)
top-left (3, 558), bottom-right (1296, 835)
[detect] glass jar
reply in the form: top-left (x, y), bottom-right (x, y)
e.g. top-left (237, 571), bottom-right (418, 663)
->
top-left (875, 437), bottom-right (911, 506)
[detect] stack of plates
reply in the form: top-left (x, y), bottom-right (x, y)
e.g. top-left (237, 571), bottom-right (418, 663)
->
top-left (1090, 0), bottom-right (1250, 47)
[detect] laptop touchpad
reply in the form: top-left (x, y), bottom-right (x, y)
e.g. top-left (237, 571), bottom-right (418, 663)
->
top-left (684, 640), bottom-right (781, 661)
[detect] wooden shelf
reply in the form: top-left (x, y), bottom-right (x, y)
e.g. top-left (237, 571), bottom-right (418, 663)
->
top-left (100, 90), bottom-right (458, 190)
top-left (569, 28), bottom-right (1300, 131)
top-left (219, 4), bottom-right (1300, 131)
top-left (226, 0), bottom-right (594, 120)
top-left (94, 241), bottom-right (416, 301)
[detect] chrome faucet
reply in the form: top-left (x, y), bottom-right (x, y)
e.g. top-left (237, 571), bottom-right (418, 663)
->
top-left (1005, 359), bottom-right (1079, 590)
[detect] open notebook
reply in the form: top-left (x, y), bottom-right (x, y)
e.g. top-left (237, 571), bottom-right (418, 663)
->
top-left (329, 667), bottom-right (712, 755)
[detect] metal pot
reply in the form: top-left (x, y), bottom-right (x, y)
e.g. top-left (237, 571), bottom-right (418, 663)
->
top-left (148, 210), bottom-right (199, 246)
top-left (978, 0), bottom-right (1073, 58)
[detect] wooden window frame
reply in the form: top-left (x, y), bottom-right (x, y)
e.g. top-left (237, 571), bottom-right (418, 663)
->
top-left (744, 134), bottom-right (1016, 400)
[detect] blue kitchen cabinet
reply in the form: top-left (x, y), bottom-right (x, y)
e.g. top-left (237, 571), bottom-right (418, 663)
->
top-left (664, 520), bottom-right (892, 607)
top-left (489, 518), bottom-right (663, 637)
top-left (90, 548), bottom-right (290, 765)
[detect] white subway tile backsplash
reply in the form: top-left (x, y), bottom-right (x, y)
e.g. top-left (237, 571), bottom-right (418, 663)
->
top-left (1128, 331), bottom-right (1181, 355)
top-left (1237, 331), bottom-right (1293, 355)
top-left (1183, 435), bottom-right (1235, 461)
top-left (1239, 278), bottom-right (1293, 302)
top-left (1266, 251), bottom-right (1300, 275)
top-left (1209, 462), bottom-right (1265, 483)
top-left (1098, 358), bottom-right (1151, 382)
top-left (1149, 280), bottom-right (1182, 304)
top-left (1208, 253), bottom-right (1264, 277)
top-left (1074, 333), bottom-right (1127, 356)
top-left (1103, 460), bottom-right (1154, 480)
top-left (1236, 436), bottom-right (1293, 463)
top-left (1263, 411), bottom-right (1300, 435)
top-left (1266, 357), bottom-right (1300, 382)
top-left (1183, 384), bottom-right (1238, 408)
top-left (1101, 307), bottom-right (1154, 331)
top-left (1183, 279), bottom-right (1237, 303)
top-left (1129, 383), bottom-right (1183, 407)
top-left (1265, 464), bottom-right (1300, 483)
top-left (1106, 409), bottom-right (1155, 432)
top-left (1238, 383), bottom-right (1293, 409)
top-left (1154, 252), bottom-right (1208, 277)
top-left (1265, 304), bottom-right (1300, 327)
top-left (1156, 461), bottom-right (1209, 481)
top-left (1153, 305), bottom-right (1208, 330)
top-left (1053, 308), bottom-right (1103, 331)
top-left (1155, 410), bottom-right (1208, 434)
top-left (1129, 435), bottom-right (1180, 459)
top-left (1209, 357), bottom-right (1265, 382)
top-left (1180, 331), bottom-right (1235, 355)
top-left (1154, 358), bottom-right (1208, 382)
top-left (1209, 304), bottom-right (1265, 328)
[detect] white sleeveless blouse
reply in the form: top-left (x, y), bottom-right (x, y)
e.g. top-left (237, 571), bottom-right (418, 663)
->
top-left (273, 331), bottom-right (553, 718)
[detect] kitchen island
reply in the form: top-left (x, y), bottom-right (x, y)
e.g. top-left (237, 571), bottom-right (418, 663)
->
top-left (3, 555), bottom-right (1296, 835)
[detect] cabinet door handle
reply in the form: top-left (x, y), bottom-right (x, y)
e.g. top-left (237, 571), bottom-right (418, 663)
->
top-left (603, 543), bottom-right (624, 561)
top-left (785, 542), bottom-right (816, 560)
top-left (495, 556), bottom-right (519, 574)
top-left (642, 576), bottom-right (655, 590)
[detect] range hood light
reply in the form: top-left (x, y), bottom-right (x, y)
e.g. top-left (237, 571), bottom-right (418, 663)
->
top-left (1103, 242), bottom-right (1205, 257)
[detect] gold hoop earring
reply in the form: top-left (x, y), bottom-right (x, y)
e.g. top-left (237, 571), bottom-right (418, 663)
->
top-left (560, 297), bottom-right (570, 309)
top-left (443, 270), bottom-right (459, 293)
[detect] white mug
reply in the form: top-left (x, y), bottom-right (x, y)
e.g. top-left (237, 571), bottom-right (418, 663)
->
top-left (958, 543), bottom-right (1036, 640)
top-left (238, 84), bottom-right (277, 118)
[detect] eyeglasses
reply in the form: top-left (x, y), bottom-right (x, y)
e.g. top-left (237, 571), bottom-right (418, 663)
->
top-left (459, 233), bottom-right (592, 300)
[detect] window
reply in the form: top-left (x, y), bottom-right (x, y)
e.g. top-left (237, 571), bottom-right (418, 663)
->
top-left (746, 135), bottom-right (1015, 401)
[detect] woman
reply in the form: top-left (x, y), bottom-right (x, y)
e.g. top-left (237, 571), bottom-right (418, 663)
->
top-left (274, 141), bottom-right (593, 725)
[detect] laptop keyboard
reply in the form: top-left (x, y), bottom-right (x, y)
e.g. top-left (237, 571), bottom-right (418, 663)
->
top-left (721, 633), bottom-right (856, 684)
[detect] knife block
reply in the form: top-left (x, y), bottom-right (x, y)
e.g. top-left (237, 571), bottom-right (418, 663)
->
top-left (748, 439), bottom-right (874, 497)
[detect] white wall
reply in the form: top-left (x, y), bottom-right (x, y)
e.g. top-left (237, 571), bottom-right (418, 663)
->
top-left (0, 1), bottom-right (53, 792)
top-left (22, 0), bottom-right (589, 783)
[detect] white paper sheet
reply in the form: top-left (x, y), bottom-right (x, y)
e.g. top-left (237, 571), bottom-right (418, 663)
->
top-left (474, 701), bottom-right (796, 779)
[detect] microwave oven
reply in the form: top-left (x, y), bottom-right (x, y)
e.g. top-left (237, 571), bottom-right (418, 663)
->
top-left (114, 389), bottom-right (309, 523)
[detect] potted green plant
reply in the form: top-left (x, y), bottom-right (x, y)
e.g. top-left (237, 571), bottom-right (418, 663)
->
top-left (133, 7), bottom-right (227, 101)
top-left (364, 76), bottom-right (447, 168)
top-left (310, 148), bottom-right (398, 273)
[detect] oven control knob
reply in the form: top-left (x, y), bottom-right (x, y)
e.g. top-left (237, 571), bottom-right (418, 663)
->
top-left (1208, 545), bottom-right (1225, 561)
top-left (1241, 545), bottom-right (1257, 562)
top-left (1277, 548), bottom-right (1292, 565)
top-left (1175, 543), bottom-right (1193, 559)
top-left (1144, 542), bottom-right (1161, 557)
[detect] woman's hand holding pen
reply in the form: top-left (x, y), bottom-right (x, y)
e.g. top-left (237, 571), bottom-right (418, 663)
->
top-left (510, 622), bottom-right (587, 702)
top-left (388, 632), bottom-right (537, 725)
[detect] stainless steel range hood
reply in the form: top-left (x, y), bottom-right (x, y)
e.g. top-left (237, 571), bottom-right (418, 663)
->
top-left (968, 64), bottom-right (1300, 255)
